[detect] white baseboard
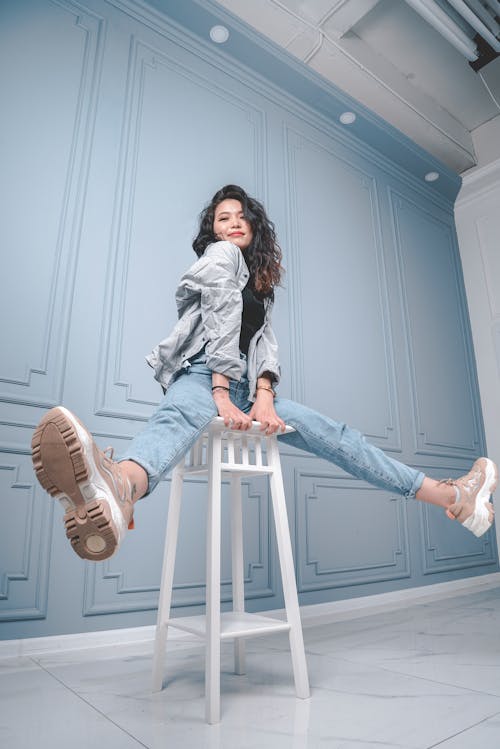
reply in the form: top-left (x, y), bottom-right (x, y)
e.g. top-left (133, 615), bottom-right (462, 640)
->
top-left (297, 571), bottom-right (500, 626)
top-left (2, 572), bottom-right (500, 659)
top-left (0, 623), bottom-right (158, 659)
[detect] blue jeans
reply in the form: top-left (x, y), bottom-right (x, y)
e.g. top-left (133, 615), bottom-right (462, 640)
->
top-left (120, 355), bottom-right (425, 498)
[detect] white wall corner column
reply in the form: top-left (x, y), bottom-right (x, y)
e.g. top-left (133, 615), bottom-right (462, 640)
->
top-left (455, 158), bottom-right (500, 554)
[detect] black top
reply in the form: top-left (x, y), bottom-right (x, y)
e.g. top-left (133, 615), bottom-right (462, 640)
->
top-left (239, 283), bottom-right (266, 355)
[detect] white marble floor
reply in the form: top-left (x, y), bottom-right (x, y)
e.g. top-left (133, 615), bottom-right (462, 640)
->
top-left (2, 587), bottom-right (500, 749)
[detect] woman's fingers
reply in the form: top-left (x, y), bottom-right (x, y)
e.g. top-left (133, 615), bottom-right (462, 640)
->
top-left (221, 408), bottom-right (252, 430)
top-left (259, 419), bottom-right (285, 435)
top-left (220, 405), bottom-right (287, 433)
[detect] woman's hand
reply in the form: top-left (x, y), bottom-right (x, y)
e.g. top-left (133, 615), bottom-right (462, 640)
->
top-left (212, 390), bottom-right (252, 430)
top-left (248, 390), bottom-right (286, 435)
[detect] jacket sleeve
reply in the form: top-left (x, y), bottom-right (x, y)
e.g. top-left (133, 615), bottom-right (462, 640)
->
top-left (177, 241), bottom-right (247, 380)
top-left (255, 319), bottom-right (281, 386)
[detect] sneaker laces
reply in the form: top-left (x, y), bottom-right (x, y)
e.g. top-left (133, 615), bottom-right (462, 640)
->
top-left (437, 478), bottom-right (461, 505)
top-left (438, 467), bottom-right (483, 495)
top-left (437, 478), bottom-right (456, 487)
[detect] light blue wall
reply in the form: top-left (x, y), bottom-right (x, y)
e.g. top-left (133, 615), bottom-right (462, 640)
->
top-left (0, 0), bottom-right (497, 639)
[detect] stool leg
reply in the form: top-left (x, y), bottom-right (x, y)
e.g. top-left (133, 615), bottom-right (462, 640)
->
top-left (230, 474), bottom-right (246, 675)
top-left (206, 431), bottom-right (222, 724)
top-left (267, 438), bottom-right (310, 699)
top-left (152, 463), bottom-right (184, 692)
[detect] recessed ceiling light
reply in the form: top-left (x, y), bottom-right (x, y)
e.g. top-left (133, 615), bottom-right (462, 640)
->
top-left (339, 112), bottom-right (356, 125)
top-left (424, 171), bottom-right (440, 182)
top-left (210, 25), bottom-right (229, 43)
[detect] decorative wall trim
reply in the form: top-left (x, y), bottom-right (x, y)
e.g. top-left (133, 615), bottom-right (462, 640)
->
top-left (389, 186), bottom-right (482, 459)
top-left (419, 492), bottom-right (497, 575)
top-left (3, 572), bottom-right (499, 655)
top-left (105, 0), bottom-right (461, 210)
top-left (0, 0), bottom-right (105, 408)
top-left (455, 157), bottom-right (500, 570)
top-left (456, 158), bottom-right (500, 207)
top-left (474, 214), bottom-right (500, 322)
top-left (0, 466), bottom-right (34, 599)
top-left (282, 125), bottom-right (305, 408)
top-left (295, 470), bottom-right (410, 593)
top-left (284, 124), bottom-right (401, 451)
top-left (0, 460), bottom-right (53, 621)
top-left (95, 35), bottom-right (266, 420)
top-left (2, 0), bottom-right (492, 638)
top-left (82, 477), bottom-right (276, 615)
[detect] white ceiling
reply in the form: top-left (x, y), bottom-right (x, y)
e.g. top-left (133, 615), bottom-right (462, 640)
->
top-left (213, 0), bottom-right (500, 174)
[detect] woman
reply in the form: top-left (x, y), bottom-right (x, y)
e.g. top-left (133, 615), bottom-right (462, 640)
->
top-left (32, 185), bottom-right (497, 561)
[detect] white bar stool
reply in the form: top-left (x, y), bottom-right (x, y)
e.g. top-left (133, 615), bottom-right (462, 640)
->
top-left (151, 416), bottom-right (310, 724)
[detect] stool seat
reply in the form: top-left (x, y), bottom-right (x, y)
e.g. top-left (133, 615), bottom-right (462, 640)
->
top-left (152, 417), bottom-right (310, 723)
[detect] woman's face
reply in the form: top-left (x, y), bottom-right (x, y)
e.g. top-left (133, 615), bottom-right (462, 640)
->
top-left (213, 199), bottom-right (253, 251)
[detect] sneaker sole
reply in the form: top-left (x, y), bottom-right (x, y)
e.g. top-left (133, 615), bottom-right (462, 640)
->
top-left (462, 457), bottom-right (498, 538)
top-left (32, 407), bottom-right (128, 561)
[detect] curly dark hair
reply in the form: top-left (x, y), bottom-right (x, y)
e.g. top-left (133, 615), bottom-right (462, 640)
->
top-left (192, 185), bottom-right (283, 297)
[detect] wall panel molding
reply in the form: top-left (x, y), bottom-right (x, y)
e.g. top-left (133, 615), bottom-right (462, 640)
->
top-left (0, 456), bottom-right (53, 620)
top-left (295, 470), bottom-right (410, 593)
top-left (419, 501), bottom-right (497, 575)
top-left (284, 124), bottom-right (401, 451)
top-left (107, 0), bottom-right (460, 213)
top-left (474, 213), bottom-right (500, 322)
top-left (389, 187), bottom-right (482, 459)
top-left (83, 476), bottom-right (276, 615)
top-left (0, 0), bottom-right (105, 408)
top-left (2, 0), bottom-right (495, 638)
top-left (95, 35), bottom-right (267, 420)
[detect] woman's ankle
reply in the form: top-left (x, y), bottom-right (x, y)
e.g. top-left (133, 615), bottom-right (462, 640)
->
top-left (120, 460), bottom-right (148, 502)
top-left (416, 477), bottom-right (456, 509)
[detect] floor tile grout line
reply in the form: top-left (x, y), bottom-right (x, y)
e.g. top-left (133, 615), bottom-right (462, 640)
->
top-left (425, 708), bottom-right (500, 748)
top-left (29, 656), bottom-right (150, 749)
top-left (359, 663), bottom-right (500, 701)
top-left (301, 648), bottom-right (500, 701)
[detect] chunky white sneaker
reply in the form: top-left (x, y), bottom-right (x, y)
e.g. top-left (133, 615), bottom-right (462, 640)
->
top-left (443, 458), bottom-right (497, 537)
top-left (31, 406), bottom-right (133, 560)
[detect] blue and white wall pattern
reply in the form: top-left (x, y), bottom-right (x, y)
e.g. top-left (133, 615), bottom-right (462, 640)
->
top-left (0, 0), bottom-right (496, 639)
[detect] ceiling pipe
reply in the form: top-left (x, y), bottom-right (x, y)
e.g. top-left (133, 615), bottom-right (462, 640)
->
top-left (446, 0), bottom-right (500, 52)
top-left (486, 1), bottom-right (500, 15)
top-left (403, 0), bottom-right (479, 60)
top-left (268, 0), bottom-right (476, 162)
top-left (303, 29), bottom-right (324, 63)
top-left (465, 0), bottom-right (500, 38)
top-left (302, 1), bottom-right (349, 64)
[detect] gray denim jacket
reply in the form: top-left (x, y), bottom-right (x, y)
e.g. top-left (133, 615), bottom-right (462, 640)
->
top-left (146, 241), bottom-right (281, 401)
